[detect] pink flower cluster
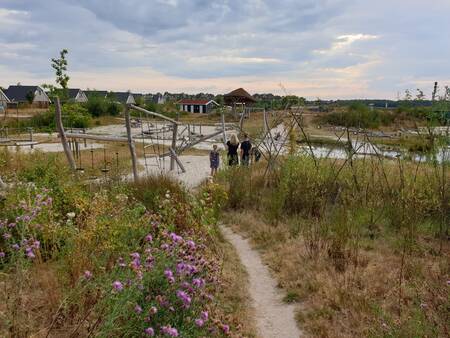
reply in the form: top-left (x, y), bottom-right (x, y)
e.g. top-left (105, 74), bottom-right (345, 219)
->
top-left (0, 190), bottom-right (52, 262)
top-left (100, 224), bottom-right (230, 337)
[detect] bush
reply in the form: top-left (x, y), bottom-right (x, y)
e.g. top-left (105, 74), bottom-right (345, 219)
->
top-left (321, 103), bottom-right (395, 128)
top-left (3, 103), bottom-right (91, 131)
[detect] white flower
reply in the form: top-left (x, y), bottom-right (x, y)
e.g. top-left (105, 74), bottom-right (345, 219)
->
top-left (67, 212), bottom-right (76, 219)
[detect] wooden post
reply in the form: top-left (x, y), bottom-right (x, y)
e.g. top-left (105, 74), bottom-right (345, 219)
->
top-left (29, 128), bottom-right (33, 149)
top-left (263, 108), bottom-right (268, 134)
top-left (125, 104), bottom-right (139, 183)
top-left (55, 97), bottom-right (76, 171)
top-left (221, 111), bottom-right (227, 147)
top-left (169, 147), bottom-right (186, 173)
top-left (170, 123), bottom-right (178, 171)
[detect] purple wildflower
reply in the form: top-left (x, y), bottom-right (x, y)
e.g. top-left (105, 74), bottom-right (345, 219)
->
top-left (192, 278), bottom-right (205, 288)
top-left (164, 269), bottom-right (175, 283)
top-left (144, 327), bottom-right (155, 336)
top-left (145, 234), bottom-right (153, 242)
top-left (25, 247), bottom-right (35, 258)
top-left (112, 281), bottom-right (124, 292)
top-left (149, 306), bottom-right (158, 315)
top-left (11, 243), bottom-right (20, 250)
top-left (169, 232), bottom-right (183, 243)
top-left (195, 318), bottom-right (204, 327)
top-left (176, 290), bottom-right (191, 307)
top-left (32, 240), bottom-right (40, 249)
top-left (161, 326), bottom-right (179, 337)
top-left (186, 240), bottom-right (196, 250)
top-left (222, 324), bottom-right (230, 334)
top-left (201, 311), bottom-right (208, 321)
top-left (84, 270), bottom-right (93, 279)
top-left (3, 233), bottom-right (11, 240)
top-left (135, 305), bottom-right (143, 314)
top-left (130, 252), bottom-right (140, 260)
top-left (0, 252), bottom-right (5, 258)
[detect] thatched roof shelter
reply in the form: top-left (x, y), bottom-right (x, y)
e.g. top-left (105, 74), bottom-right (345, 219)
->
top-left (224, 88), bottom-right (257, 106)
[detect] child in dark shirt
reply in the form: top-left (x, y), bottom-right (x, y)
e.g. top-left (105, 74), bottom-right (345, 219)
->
top-left (209, 144), bottom-right (220, 176)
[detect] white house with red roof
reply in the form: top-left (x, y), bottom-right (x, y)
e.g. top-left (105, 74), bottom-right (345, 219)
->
top-left (178, 99), bottom-right (219, 114)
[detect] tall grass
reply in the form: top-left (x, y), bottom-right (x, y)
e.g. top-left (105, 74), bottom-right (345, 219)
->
top-left (219, 145), bottom-right (449, 336)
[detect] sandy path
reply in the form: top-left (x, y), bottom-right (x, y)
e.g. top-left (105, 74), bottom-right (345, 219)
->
top-left (220, 225), bottom-right (302, 338)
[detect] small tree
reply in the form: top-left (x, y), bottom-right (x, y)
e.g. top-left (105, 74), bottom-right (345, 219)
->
top-left (51, 49), bottom-right (70, 99)
top-left (25, 90), bottom-right (35, 104)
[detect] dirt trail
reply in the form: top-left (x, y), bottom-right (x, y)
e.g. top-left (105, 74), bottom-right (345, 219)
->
top-left (220, 225), bottom-right (302, 338)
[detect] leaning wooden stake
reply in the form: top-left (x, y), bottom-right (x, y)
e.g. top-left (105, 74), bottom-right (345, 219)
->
top-left (170, 123), bottom-right (178, 171)
top-left (221, 111), bottom-right (227, 147)
top-left (55, 96), bottom-right (76, 171)
top-left (169, 147), bottom-right (186, 173)
top-left (125, 104), bottom-right (139, 183)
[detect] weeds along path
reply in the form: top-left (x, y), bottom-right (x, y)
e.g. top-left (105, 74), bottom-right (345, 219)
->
top-left (220, 225), bottom-right (302, 338)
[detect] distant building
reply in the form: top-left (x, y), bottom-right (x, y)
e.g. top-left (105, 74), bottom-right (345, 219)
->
top-left (224, 88), bottom-right (257, 106)
top-left (178, 99), bottom-right (219, 114)
top-left (109, 92), bottom-right (136, 104)
top-left (0, 88), bottom-right (9, 110)
top-left (67, 88), bottom-right (88, 103)
top-left (152, 93), bottom-right (166, 104)
top-left (4, 85), bottom-right (51, 108)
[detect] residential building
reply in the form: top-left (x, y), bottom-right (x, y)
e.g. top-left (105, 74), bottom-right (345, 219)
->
top-left (67, 88), bottom-right (88, 103)
top-left (178, 99), bottom-right (219, 114)
top-left (4, 85), bottom-right (51, 108)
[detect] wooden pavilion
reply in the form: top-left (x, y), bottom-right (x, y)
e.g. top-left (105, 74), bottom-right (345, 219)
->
top-left (224, 88), bottom-right (257, 117)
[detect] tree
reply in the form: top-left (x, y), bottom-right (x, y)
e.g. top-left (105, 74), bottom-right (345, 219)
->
top-left (25, 90), bottom-right (35, 104)
top-left (51, 49), bottom-right (70, 99)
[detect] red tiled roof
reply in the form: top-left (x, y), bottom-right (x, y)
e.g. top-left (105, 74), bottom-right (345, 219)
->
top-left (178, 99), bottom-right (211, 105)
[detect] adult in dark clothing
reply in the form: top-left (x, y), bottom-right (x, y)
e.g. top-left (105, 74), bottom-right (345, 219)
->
top-left (240, 134), bottom-right (252, 166)
top-left (226, 134), bottom-right (240, 166)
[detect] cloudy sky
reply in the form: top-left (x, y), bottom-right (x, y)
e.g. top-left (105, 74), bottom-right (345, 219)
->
top-left (1, 0), bottom-right (449, 99)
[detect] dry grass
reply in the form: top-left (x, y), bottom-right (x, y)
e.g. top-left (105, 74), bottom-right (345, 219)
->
top-left (222, 210), bottom-right (449, 338)
top-left (0, 263), bottom-right (63, 337)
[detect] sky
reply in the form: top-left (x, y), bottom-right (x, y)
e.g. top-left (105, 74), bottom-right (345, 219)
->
top-left (0, 0), bottom-right (449, 99)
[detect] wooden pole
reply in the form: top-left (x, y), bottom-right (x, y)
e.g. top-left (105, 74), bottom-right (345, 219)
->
top-left (65, 133), bottom-right (129, 142)
top-left (169, 147), bottom-right (186, 173)
top-left (55, 96), bottom-right (76, 171)
top-left (170, 123), bottom-right (178, 171)
top-left (263, 108), bottom-right (268, 134)
top-left (221, 111), bottom-right (227, 147)
top-left (125, 104), bottom-right (139, 183)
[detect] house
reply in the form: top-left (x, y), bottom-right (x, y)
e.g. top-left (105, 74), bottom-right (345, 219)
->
top-left (4, 85), bottom-right (51, 108)
top-left (178, 99), bottom-right (219, 114)
top-left (153, 93), bottom-right (166, 104)
top-left (67, 88), bottom-right (88, 103)
top-left (109, 92), bottom-right (136, 104)
top-left (0, 88), bottom-right (9, 110)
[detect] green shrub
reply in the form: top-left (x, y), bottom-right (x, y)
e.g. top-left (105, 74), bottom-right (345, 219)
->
top-left (322, 103), bottom-right (395, 128)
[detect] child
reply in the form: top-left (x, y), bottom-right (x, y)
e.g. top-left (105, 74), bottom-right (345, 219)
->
top-left (209, 144), bottom-right (220, 176)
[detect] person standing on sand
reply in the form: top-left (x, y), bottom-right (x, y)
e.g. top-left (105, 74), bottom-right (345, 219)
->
top-left (226, 134), bottom-right (240, 166)
top-left (209, 144), bottom-right (220, 176)
top-left (240, 134), bottom-right (252, 166)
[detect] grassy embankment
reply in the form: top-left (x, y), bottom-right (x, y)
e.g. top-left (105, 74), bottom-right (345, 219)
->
top-left (0, 150), bottom-right (256, 337)
top-left (217, 150), bottom-right (449, 337)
